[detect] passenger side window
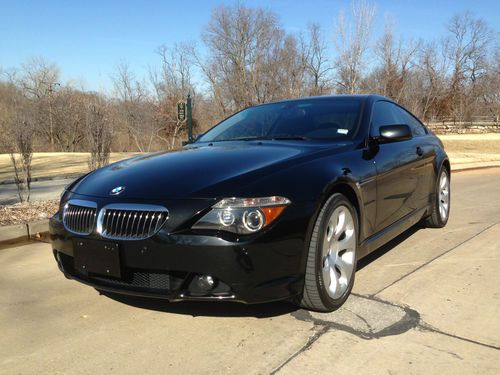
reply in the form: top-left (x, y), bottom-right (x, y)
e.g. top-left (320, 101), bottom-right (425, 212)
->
top-left (396, 107), bottom-right (427, 137)
top-left (370, 101), bottom-right (401, 137)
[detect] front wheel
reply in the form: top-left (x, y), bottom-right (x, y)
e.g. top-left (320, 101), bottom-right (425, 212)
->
top-left (298, 193), bottom-right (358, 312)
top-left (425, 166), bottom-right (450, 228)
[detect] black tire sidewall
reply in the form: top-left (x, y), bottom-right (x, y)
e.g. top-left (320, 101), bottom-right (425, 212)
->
top-left (315, 194), bottom-right (359, 310)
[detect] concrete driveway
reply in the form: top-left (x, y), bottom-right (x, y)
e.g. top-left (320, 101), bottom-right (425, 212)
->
top-left (0, 178), bottom-right (71, 204)
top-left (1, 169), bottom-right (499, 374)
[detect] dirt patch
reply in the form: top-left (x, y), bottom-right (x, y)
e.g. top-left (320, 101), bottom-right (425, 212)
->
top-left (0, 200), bottom-right (59, 226)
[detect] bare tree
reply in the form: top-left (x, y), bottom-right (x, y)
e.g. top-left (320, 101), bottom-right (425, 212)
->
top-left (150, 44), bottom-right (196, 149)
top-left (86, 99), bottom-right (112, 171)
top-left (414, 42), bottom-right (449, 120)
top-left (112, 62), bottom-right (157, 152)
top-left (333, 0), bottom-right (376, 93)
top-left (304, 23), bottom-right (332, 95)
top-left (16, 57), bottom-right (61, 150)
top-left (9, 118), bottom-right (34, 202)
top-left (371, 21), bottom-right (420, 103)
top-left (201, 4), bottom-right (287, 111)
top-left (478, 45), bottom-right (500, 120)
top-left (153, 43), bottom-right (193, 99)
top-left (52, 88), bottom-right (87, 152)
top-left (0, 81), bottom-right (21, 151)
top-left (446, 11), bottom-right (493, 120)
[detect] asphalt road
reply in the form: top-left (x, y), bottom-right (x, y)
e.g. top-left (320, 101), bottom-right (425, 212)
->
top-left (0, 178), bottom-right (71, 204)
top-left (1, 169), bottom-right (499, 374)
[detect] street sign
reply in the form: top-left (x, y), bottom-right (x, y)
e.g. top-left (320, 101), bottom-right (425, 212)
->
top-left (177, 100), bottom-right (187, 122)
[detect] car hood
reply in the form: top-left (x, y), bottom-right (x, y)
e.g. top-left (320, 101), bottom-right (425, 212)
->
top-left (70, 141), bottom-right (350, 200)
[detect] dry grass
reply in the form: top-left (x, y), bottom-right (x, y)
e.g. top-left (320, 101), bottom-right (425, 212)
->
top-left (0, 152), bottom-right (141, 182)
top-left (438, 133), bottom-right (500, 164)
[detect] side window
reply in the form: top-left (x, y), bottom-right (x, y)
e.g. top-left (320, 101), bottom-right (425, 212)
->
top-left (370, 101), bottom-right (400, 137)
top-left (397, 107), bottom-right (427, 137)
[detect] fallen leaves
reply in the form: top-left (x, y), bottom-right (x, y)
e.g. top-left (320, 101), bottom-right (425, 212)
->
top-left (0, 200), bottom-right (59, 226)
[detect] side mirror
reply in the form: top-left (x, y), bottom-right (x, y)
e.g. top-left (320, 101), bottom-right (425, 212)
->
top-left (378, 124), bottom-right (412, 143)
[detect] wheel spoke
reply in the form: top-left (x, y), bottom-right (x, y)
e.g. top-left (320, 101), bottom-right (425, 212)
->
top-left (328, 266), bottom-right (340, 297)
top-left (322, 233), bottom-right (330, 255)
top-left (334, 209), bottom-right (346, 237)
top-left (338, 248), bottom-right (355, 276)
top-left (322, 255), bottom-right (332, 290)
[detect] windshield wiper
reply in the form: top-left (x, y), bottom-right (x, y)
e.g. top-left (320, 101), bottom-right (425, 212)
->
top-left (264, 135), bottom-right (310, 141)
top-left (212, 135), bottom-right (310, 142)
top-left (212, 136), bottom-right (261, 142)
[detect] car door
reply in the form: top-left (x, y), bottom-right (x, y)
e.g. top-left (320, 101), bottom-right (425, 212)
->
top-left (394, 105), bottom-right (436, 210)
top-left (370, 101), bottom-right (423, 232)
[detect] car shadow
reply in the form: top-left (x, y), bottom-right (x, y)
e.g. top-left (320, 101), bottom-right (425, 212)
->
top-left (99, 291), bottom-right (299, 318)
top-left (356, 225), bottom-right (421, 271)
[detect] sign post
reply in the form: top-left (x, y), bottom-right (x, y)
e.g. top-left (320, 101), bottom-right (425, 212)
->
top-left (187, 94), bottom-right (193, 143)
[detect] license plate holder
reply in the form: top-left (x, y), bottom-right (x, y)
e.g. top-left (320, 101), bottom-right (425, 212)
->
top-left (73, 239), bottom-right (121, 278)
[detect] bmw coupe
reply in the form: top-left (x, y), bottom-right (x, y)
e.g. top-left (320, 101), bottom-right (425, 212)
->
top-left (50, 95), bottom-right (450, 312)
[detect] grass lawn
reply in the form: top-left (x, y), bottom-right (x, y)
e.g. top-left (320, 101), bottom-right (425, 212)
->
top-left (0, 134), bottom-right (498, 182)
top-left (438, 133), bottom-right (500, 164)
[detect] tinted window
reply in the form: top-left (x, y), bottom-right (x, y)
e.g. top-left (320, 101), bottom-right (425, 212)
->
top-left (198, 98), bottom-right (362, 142)
top-left (396, 107), bottom-right (427, 136)
top-left (370, 101), bottom-right (401, 137)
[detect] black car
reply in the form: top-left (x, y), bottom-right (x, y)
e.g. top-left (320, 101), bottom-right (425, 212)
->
top-left (50, 95), bottom-right (450, 312)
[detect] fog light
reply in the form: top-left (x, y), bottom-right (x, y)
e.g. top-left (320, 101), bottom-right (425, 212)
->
top-left (197, 275), bottom-right (216, 291)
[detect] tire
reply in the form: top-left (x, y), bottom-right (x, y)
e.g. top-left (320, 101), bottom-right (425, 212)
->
top-left (298, 193), bottom-right (358, 312)
top-left (425, 165), bottom-right (450, 228)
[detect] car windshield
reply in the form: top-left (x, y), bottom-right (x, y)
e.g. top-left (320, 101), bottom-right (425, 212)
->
top-left (197, 98), bottom-right (362, 143)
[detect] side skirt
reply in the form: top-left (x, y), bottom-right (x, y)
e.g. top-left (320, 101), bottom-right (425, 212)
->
top-left (358, 207), bottom-right (427, 259)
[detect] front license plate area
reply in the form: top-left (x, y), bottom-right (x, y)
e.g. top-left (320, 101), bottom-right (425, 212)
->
top-left (73, 239), bottom-right (121, 278)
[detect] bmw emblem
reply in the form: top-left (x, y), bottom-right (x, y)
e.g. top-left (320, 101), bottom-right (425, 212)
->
top-left (110, 186), bottom-right (126, 195)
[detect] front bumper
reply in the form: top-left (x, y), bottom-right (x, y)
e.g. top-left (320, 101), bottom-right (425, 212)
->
top-left (50, 209), bottom-right (311, 304)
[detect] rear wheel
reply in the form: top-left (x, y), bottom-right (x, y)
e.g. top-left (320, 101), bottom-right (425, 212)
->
top-left (298, 193), bottom-right (358, 312)
top-left (425, 166), bottom-right (450, 228)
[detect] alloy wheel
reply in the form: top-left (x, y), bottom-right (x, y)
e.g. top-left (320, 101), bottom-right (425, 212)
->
top-left (321, 205), bottom-right (356, 299)
top-left (439, 170), bottom-right (450, 221)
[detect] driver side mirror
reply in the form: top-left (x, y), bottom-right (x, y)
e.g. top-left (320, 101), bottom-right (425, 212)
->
top-left (378, 124), bottom-right (412, 143)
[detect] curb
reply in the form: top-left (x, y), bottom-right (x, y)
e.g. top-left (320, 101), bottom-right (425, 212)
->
top-left (451, 161), bottom-right (500, 172)
top-left (0, 174), bottom-right (82, 185)
top-left (0, 219), bottom-right (50, 245)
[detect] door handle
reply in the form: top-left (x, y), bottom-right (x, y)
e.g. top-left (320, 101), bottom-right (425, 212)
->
top-left (416, 147), bottom-right (424, 156)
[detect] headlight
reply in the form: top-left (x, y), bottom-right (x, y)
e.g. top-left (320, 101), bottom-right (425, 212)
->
top-left (192, 196), bottom-right (291, 234)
